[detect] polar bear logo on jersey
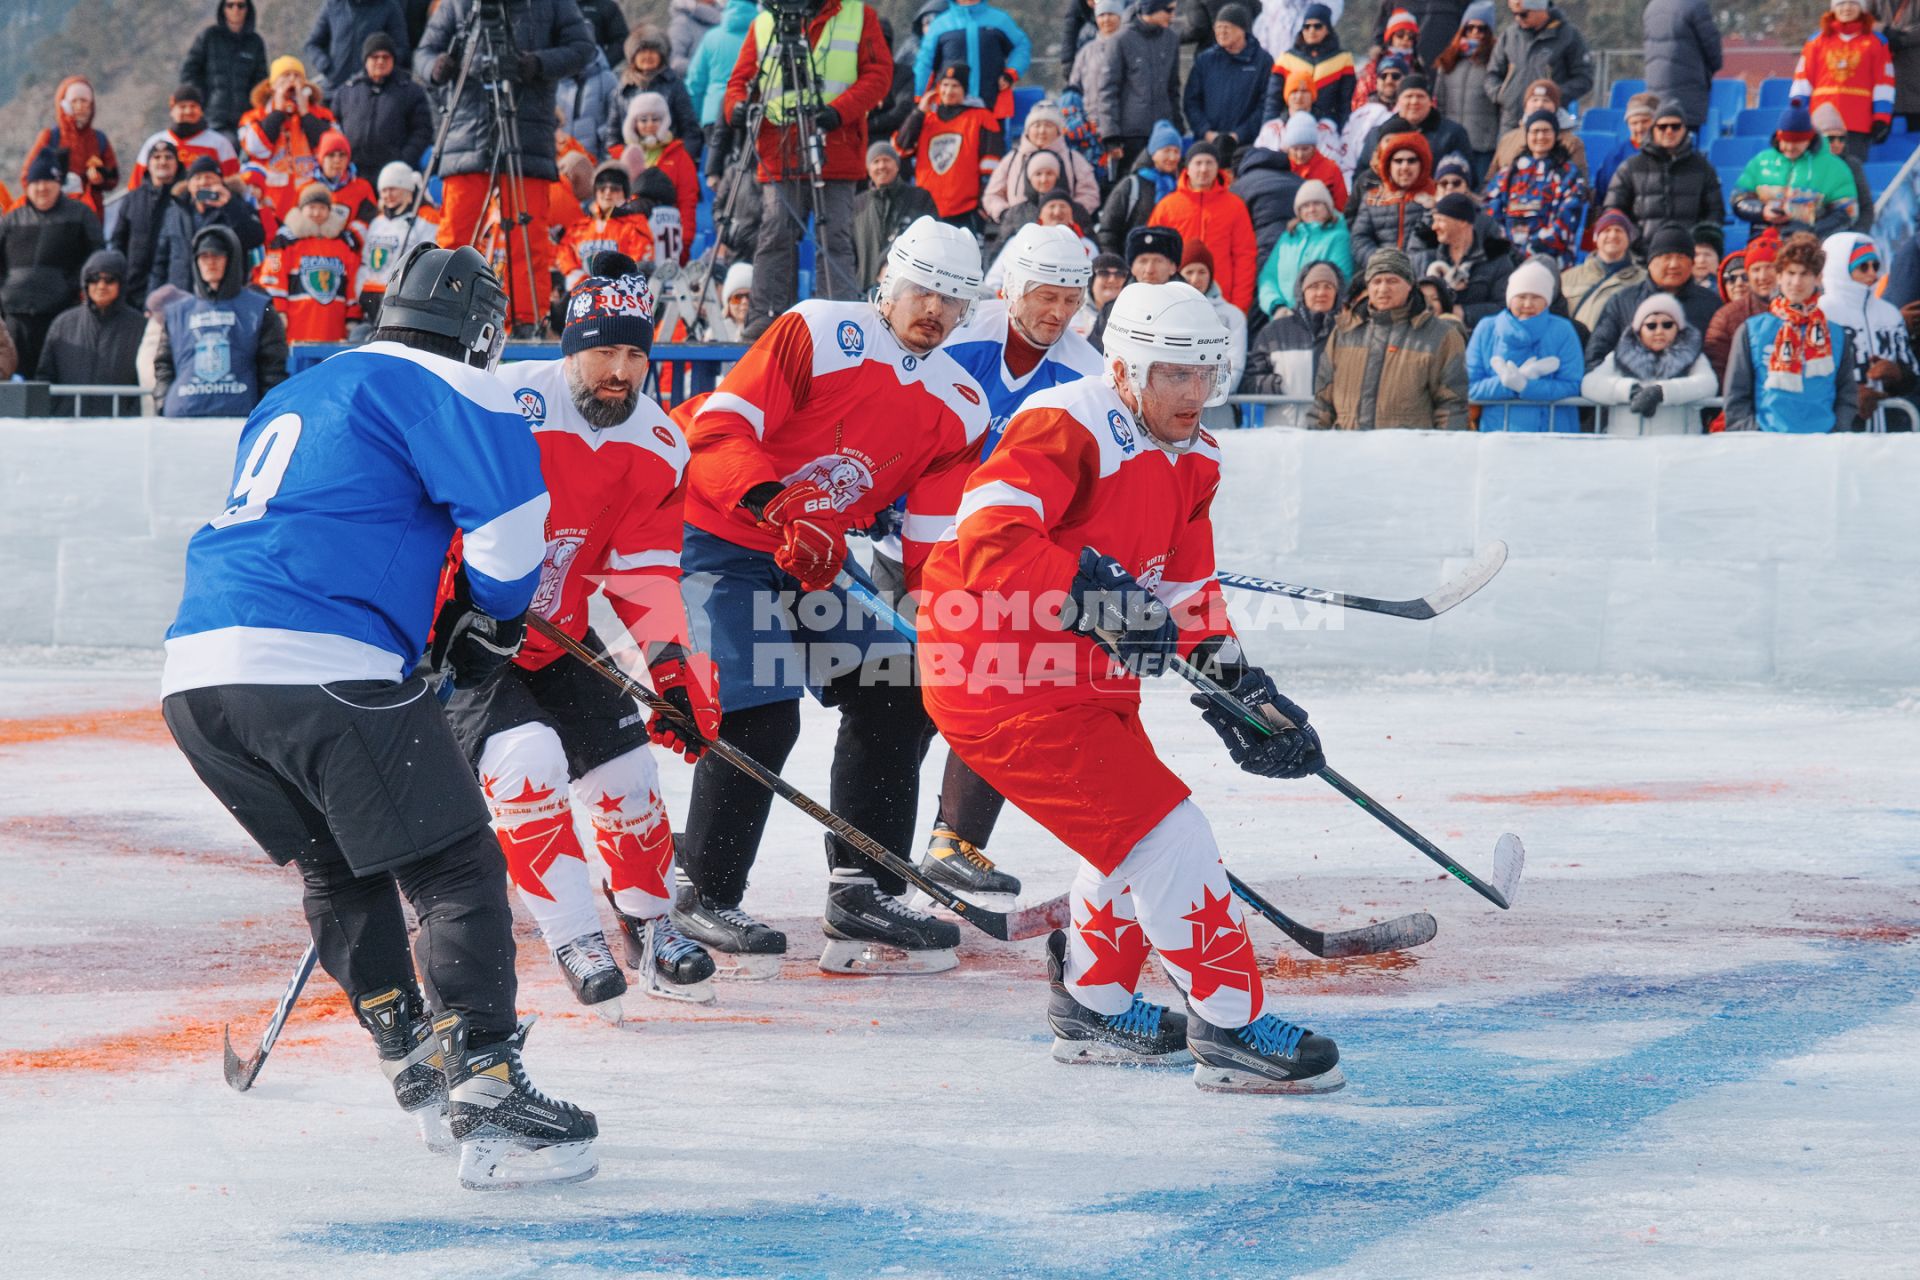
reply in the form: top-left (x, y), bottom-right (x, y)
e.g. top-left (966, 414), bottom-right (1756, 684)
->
top-left (531, 536), bottom-right (584, 616)
top-left (927, 133), bottom-right (962, 176)
top-left (1136, 553), bottom-right (1167, 594)
top-left (783, 454), bottom-right (874, 511)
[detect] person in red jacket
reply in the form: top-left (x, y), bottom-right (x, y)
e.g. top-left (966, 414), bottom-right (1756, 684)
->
top-left (1147, 141), bottom-right (1257, 312)
top-left (313, 129), bottom-right (378, 232)
top-left (20, 76), bottom-right (119, 217)
top-left (445, 259), bottom-right (724, 1020)
top-left (616, 93), bottom-right (698, 264)
top-left (722, 0), bottom-right (895, 336)
top-left (556, 164), bottom-right (658, 289)
top-left (256, 181), bottom-right (362, 341)
top-left (1791, 0), bottom-right (1896, 156)
top-left (892, 62), bottom-right (1006, 233)
top-left (917, 279), bottom-right (1343, 1090)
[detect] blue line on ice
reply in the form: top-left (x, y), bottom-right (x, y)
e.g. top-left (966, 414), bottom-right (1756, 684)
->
top-left (297, 943), bottom-right (1918, 1278)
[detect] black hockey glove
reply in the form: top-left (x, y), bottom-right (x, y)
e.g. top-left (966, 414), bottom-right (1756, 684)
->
top-left (1872, 119), bottom-right (1892, 145)
top-left (425, 573), bottom-right (527, 690)
top-left (815, 105), bottom-right (842, 132)
top-left (729, 101), bottom-right (751, 129)
top-left (1193, 666), bottom-right (1325, 780)
top-left (1067, 547), bottom-right (1178, 676)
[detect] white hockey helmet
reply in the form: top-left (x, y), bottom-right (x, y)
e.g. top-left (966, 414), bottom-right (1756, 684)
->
top-left (1103, 281), bottom-right (1233, 408)
top-left (884, 215), bottom-right (984, 302)
top-left (1000, 223), bottom-right (1092, 300)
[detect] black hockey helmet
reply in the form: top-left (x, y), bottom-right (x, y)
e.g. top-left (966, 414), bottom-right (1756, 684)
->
top-left (380, 244), bottom-right (509, 370)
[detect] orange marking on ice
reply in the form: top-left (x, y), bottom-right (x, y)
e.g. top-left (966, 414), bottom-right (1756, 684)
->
top-left (0, 708), bottom-right (170, 748)
top-left (1267, 948), bottom-right (1421, 993)
top-left (1454, 781), bottom-right (1787, 806)
top-left (0, 989), bottom-right (349, 1076)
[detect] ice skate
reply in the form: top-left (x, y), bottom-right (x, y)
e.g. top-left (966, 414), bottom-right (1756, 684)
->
top-left (605, 888), bottom-right (718, 1004)
top-left (435, 1012), bottom-right (599, 1190)
top-left (354, 986), bottom-right (454, 1153)
top-left (1187, 1007), bottom-right (1345, 1094)
top-left (819, 870), bottom-right (960, 975)
top-left (670, 873), bottom-right (786, 980)
top-left (914, 825), bottom-right (1021, 908)
top-left (1043, 931), bottom-right (1190, 1065)
top-left (551, 930), bottom-right (626, 1025)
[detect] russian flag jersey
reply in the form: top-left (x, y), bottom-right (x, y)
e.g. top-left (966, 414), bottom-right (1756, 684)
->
top-left (940, 300), bottom-right (1107, 460)
top-left (164, 342), bottom-right (551, 693)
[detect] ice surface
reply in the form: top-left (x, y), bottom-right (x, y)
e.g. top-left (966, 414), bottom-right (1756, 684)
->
top-left (3, 662), bottom-right (1915, 1278)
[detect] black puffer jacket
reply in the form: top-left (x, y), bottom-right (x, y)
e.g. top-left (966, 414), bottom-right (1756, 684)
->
top-left (0, 194), bottom-right (105, 318)
top-left (179, 0), bottom-right (270, 134)
top-left (332, 68), bottom-right (435, 178)
top-left (108, 177), bottom-right (187, 309)
top-left (1411, 217), bottom-right (1517, 328)
top-left (415, 0), bottom-right (594, 182)
top-left (1641, 0), bottom-right (1722, 130)
top-left (36, 250), bottom-right (145, 385)
top-left (1601, 138), bottom-right (1724, 243)
top-left (1230, 147), bottom-right (1302, 267)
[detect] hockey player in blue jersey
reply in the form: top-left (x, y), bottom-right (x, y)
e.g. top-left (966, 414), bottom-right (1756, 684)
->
top-left (906, 223), bottom-right (1103, 906)
top-left (159, 244), bottom-right (601, 1191)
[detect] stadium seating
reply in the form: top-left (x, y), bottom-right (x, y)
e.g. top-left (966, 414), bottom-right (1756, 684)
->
top-left (1758, 78), bottom-right (1793, 109)
top-left (1710, 79), bottom-right (1747, 124)
top-left (1009, 86), bottom-right (1044, 136)
top-left (1864, 161), bottom-right (1902, 191)
top-left (1710, 136), bottom-right (1769, 168)
top-left (1734, 107), bottom-right (1779, 136)
top-left (1581, 107), bottom-right (1624, 135)
top-left (1608, 79), bottom-right (1646, 111)
top-left (1872, 133), bottom-right (1920, 164)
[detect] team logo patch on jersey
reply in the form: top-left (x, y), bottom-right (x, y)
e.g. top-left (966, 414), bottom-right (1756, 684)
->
top-left (784, 453), bottom-right (875, 512)
top-left (836, 320), bottom-right (865, 358)
top-left (515, 388), bottom-right (547, 425)
top-left (902, 354), bottom-right (918, 372)
top-left (298, 256), bottom-right (347, 305)
top-left (953, 383), bottom-right (980, 405)
top-left (531, 535), bottom-right (585, 616)
top-left (653, 424), bottom-right (676, 448)
top-left (1108, 410), bottom-right (1136, 455)
top-left (1136, 553), bottom-right (1167, 594)
top-left (927, 133), bottom-right (962, 176)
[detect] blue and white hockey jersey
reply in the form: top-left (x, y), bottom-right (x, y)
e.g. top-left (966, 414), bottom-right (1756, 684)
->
top-left (162, 342), bottom-right (551, 694)
top-left (939, 300), bottom-right (1107, 460)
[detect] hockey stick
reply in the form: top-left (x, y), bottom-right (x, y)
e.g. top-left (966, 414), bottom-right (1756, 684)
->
top-left (527, 616), bottom-right (1013, 942)
top-left (1216, 540), bottom-right (1508, 620)
top-left (835, 565), bottom-right (1442, 955)
top-left (222, 941), bottom-right (318, 1092)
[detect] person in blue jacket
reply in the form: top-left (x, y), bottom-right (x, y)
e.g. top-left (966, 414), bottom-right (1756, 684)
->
top-left (159, 244), bottom-right (601, 1190)
top-left (914, 0), bottom-right (1032, 113)
top-left (1725, 234), bottom-right (1858, 432)
top-left (1466, 255), bottom-right (1584, 431)
top-left (1182, 4), bottom-right (1270, 163)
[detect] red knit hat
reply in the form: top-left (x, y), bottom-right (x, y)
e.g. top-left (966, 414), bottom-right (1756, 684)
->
top-left (317, 129), bottom-right (351, 159)
top-left (1181, 241), bottom-right (1216, 274)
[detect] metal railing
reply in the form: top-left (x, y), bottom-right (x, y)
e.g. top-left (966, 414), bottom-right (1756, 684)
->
top-left (1224, 394), bottom-right (1918, 433)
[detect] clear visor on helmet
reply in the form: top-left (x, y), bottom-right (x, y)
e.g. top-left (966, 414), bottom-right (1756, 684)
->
top-left (882, 274), bottom-right (974, 329)
top-left (1143, 358), bottom-right (1229, 408)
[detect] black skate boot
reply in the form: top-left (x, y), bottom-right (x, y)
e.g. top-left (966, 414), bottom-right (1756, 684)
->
top-left (915, 825), bottom-right (1022, 905)
top-left (435, 1011), bottom-right (599, 1190)
top-left (820, 869), bottom-right (961, 974)
top-left (1043, 931), bottom-right (1190, 1065)
top-left (551, 930), bottom-right (627, 1024)
top-left (605, 888), bottom-right (717, 1005)
top-left (1186, 1005), bottom-right (1345, 1094)
top-left (670, 873), bottom-right (787, 980)
top-left (354, 986), bottom-right (454, 1153)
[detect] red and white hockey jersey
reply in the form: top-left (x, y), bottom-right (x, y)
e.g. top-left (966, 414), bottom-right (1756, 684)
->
top-left (686, 299), bottom-right (992, 555)
top-left (496, 357), bottom-right (694, 670)
top-left (915, 376), bottom-right (1234, 728)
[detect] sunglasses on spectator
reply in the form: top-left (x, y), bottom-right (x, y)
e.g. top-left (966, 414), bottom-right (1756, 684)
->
top-left (1640, 319), bottom-right (1677, 331)
top-left (1301, 20), bottom-right (1326, 28)
top-left (1654, 122), bottom-right (1685, 132)
top-left (1824, 133), bottom-right (1847, 144)
top-left (1095, 268), bottom-right (1128, 278)
top-left (1854, 259), bottom-right (1881, 274)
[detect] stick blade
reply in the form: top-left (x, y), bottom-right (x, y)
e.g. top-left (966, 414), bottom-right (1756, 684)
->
top-left (222, 1024), bottom-right (264, 1093)
top-left (1419, 540), bottom-right (1509, 617)
top-left (1316, 911), bottom-right (1439, 959)
top-left (1006, 892), bottom-right (1071, 941)
top-left (950, 898), bottom-right (1013, 942)
top-left (1491, 833), bottom-right (1526, 908)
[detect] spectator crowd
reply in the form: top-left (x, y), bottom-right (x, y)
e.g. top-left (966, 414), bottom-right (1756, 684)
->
top-left (1, 0), bottom-right (1917, 433)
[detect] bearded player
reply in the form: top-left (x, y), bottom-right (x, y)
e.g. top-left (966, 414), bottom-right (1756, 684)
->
top-left (912, 281), bottom-right (1345, 1092)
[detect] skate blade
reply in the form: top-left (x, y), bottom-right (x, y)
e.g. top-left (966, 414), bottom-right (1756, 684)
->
top-left (1191, 1062), bottom-right (1348, 1095)
top-left (1050, 1037), bottom-right (1193, 1066)
top-left (587, 996), bottom-right (625, 1026)
top-left (712, 952), bottom-right (784, 981)
top-left (818, 938), bottom-right (958, 975)
top-left (642, 973), bottom-right (718, 1005)
top-left (457, 1137), bottom-right (599, 1190)
top-left (416, 1105), bottom-right (457, 1156)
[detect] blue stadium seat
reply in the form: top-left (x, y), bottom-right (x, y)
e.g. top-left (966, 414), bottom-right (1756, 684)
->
top-left (1009, 86), bottom-right (1044, 136)
top-left (1701, 108), bottom-right (1722, 140)
top-left (1608, 79), bottom-right (1646, 111)
top-left (1892, 117), bottom-right (1911, 135)
top-left (1734, 107), bottom-right (1779, 136)
top-left (1581, 107), bottom-right (1624, 135)
top-left (1722, 220), bottom-right (1751, 253)
top-left (1711, 136), bottom-right (1769, 168)
top-left (1864, 162), bottom-right (1902, 191)
top-left (1758, 78), bottom-right (1793, 109)
top-left (1872, 133), bottom-right (1920, 165)
top-left (1710, 79), bottom-right (1748, 123)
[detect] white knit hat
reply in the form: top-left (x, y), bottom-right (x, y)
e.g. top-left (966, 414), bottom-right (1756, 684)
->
top-left (723, 262), bottom-right (754, 300)
top-left (1280, 114), bottom-right (1319, 149)
top-left (1630, 292), bottom-right (1684, 330)
top-left (1294, 179), bottom-right (1334, 215)
top-left (1506, 258), bottom-right (1557, 305)
top-left (376, 161), bottom-right (420, 193)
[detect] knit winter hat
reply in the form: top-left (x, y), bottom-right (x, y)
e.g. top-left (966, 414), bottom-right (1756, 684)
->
top-left (1385, 9), bottom-right (1419, 39)
top-left (1630, 292), bottom-right (1684, 330)
top-left (1379, 53), bottom-right (1412, 77)
top-left (187, 154), bottom-right (223, 178)
top-left (1647, 224), bottom-right (1696, 260)
top-left (1434, 191), bottom-right (1477, 223)
top-left (362, 31), bottom-right (396, 59)
top-left (1216, 3), bottom-right (1253, 31)
top-left (1185, 139), bottom-right (1221, 163)
top-left (1024, 100), bottom-right (1067, 132)
top-left (1280, 113), bottom-right (1319, 148)
top-left (1181, 241), bottom-right (1216, 274)
top-left (269, 55), bottom-right (305, 80)
top-left (1126, 224), bottom-right (1184, 266)
top-left (1525, 79), bottom-right (1562, 109)
top-left (1848, 239), bottom-right (1881, 271)
top-left (377, 161), bottom-right (421, 192)
top-left (1693, 223), bottom-right (1724, 254)
top-left (1625, 92), bottom-right (1661, 122)
top-left (1303, 3), bottom-right (1334, 24)
top-left (1294, 179), bottom-right (1335, 213)
top-left (1284, 67), bottom-right (1315, 98)
top-left (1364, 247), bottom-right (1417, 285)
top-left (1462, 0), bottom-right (1495, 25)
top-left (1147, 119), bottom-right (1183, 156)
top-left (1300, 259), bottom-right (1345, 292)
top-left (937, 62), bottom-right (971, 86)
top-left (1592, 208), bottom-right (1637, 241)
top-left (25, 150), bottom-right (62, 185)
top-left (1653, 98), bottom-right (1688, 126)
top-left (1523, 109), bottom-right (1559, 136)
top-left (868, 139), bottom-right (900, 162)
top-left (1399, 74), bottom-right (1432, 98)
top-left (1812, 101), bottom-right (1848, 134)
top-left (316, 129), bottom-right (351, 159)
top-left (1507, 257), bottom-right (1556, 304)
top-left (562, 271), bottom-right (657, 357)
top-left (1094, 0), bottom-right (1125, 15)
top-left (148, 137), bottom-right (179, 159)
top-left (1746, 232), bottom-right (1781, 266)
top-left (1138, 0), bottom-right (1175, 14)
top-left (297, 181), bottom-right (333, 209)
top-left (1092, 252), bottom-right (1127, 274)
top-left (1776, 102), bottom-right (1815, 141)
top-left (171, 84), bottom-right (203, 105)
top-left (723, 262), bottom-right (754, 300)
top-left (593, 161), bottom-right (631, 193)
top-left (1433, 154), bottom-right (1473, 184)
top-left (1517, 0), bottom-right (1548, 11)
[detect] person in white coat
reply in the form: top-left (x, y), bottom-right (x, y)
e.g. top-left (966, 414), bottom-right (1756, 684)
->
top-left (1580, 292), bottom-right (1717, 435)
top-left (1816, 231), bottom-right (1916, 432)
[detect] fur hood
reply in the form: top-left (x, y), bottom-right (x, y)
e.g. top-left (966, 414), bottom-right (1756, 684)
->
top-left (280, 200), bottom-right (351, 240)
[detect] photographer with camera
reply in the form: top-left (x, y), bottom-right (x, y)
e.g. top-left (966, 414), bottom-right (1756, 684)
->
top-left (721, 0), bottom-right (894, 337)
top-left (415, 0), bottom-right (594, 336)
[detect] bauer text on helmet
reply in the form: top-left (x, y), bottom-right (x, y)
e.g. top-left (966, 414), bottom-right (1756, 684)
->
top-left (880, 217), bottom-right (983, 354)
top-left (1103, 281), bottom-right (1232, 448)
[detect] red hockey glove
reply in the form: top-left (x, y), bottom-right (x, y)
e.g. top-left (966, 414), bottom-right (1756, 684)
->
top-left (647, 648), bottom-right (720, 762)
top-left (756, 479), bottom-right (852, 592)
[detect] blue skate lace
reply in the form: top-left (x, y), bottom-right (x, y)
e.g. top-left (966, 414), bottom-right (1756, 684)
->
top-left (1238, 1015), bottom-right (1307, 1058)
top-left (1106, 993), bottom-right (1164, 1038)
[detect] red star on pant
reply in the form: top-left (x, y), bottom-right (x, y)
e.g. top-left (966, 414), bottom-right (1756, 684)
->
top-left (496, 813), bottom-right (581, 902)
top-left (1182, 882), bottom-right (1242, 943)
top-left (593, 791), bottom-right (624, 814)
top-left (1078, 897), bottom-right (1132, 946)
top-left (1075, 917), bottom-right (1153, 991)
top-left (1158, 885), bottom-right (1261, 1008)
top-left (597, 808), bottom-right (672, 901)
top-left (500, 777), bottom-right (556, 807)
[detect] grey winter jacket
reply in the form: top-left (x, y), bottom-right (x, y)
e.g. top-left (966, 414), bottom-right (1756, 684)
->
top-left (1642, 0), bottom-right (1723, 130)
top-left (1485, 9), bottom-right (1594, 131)
top-left (305, 0), bottom-right (411, 89)
top-left (669, 0), bottom-right (726, 74)
top-left (414, 0), bottom-right (594, 183)
top-left (1433, 55), bottom-right (1498, 157)
top-left (1097, 19), bottom-right (1185, 142)
top-left (1070, 32), bottom-right (1122, 137)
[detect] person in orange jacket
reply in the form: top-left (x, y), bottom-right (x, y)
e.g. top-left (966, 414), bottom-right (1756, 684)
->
top-left (313, 129), bottom-right (378, 232)
top-left (556, 163), bottom-right (657, 289)
top-left (256, 180), bottom-right (362, 341)
top-left (20, 76), bottom-right (120, 217)
top-left (239, 56), bottom-right (337, 220)
top-left (1147, 140), bottom-right (1257, 312)
top-left (615, 92), bottom-right (697, 264)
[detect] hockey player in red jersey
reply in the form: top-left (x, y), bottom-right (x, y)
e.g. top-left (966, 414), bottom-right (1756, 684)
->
top-left (443, 257), bottom-right (724, 1020)
top-left (914, 281), bottom-right (1346, 1092)
top-left (675, 217), bottom-right (991, 977)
